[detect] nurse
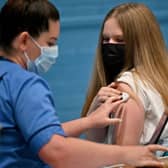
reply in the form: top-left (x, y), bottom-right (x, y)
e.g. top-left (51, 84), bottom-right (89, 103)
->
top-left (0, 0), bottom-right (167, 168)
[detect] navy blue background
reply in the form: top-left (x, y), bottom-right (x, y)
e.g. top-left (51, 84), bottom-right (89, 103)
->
top-left (0, 0), bottom-right (168, 123)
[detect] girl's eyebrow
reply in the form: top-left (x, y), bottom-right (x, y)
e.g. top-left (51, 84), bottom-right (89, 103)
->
top-left (102, 34), bottom-right (124, 40)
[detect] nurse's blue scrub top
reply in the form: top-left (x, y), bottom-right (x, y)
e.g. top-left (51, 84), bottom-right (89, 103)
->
top-left (0, 58), bottom-right (65, 168)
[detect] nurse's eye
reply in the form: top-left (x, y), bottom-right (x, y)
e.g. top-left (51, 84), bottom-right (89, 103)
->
top-left (47, 42), bottom-right (55, 47)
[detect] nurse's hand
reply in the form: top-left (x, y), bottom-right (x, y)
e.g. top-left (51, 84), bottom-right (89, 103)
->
top-left (121, 144), bottom-right (167, 168)
top-left (62, 91), bottom-right (123, 137)
top-left (87, 96), bottom-right (123, 128)
top-left (87, 82), bottom-right (122, 114)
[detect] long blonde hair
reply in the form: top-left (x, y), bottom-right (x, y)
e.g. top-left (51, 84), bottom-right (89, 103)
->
top-left (81, 3), bottom-right (168, 117)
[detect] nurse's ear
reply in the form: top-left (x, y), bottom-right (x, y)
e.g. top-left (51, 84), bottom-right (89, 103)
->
top-left (12, 32), bottom-right (30, 52)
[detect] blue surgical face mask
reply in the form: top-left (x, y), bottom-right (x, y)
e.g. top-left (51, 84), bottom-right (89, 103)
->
top-left (24, 37), bottom-right (59, 74)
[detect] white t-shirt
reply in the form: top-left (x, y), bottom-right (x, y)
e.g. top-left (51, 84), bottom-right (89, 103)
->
top-left (116, 71), bottom-right (168, 144)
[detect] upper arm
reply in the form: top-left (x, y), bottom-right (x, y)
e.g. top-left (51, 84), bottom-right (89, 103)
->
top-left (13, 76), bottom-right (65, 154)
top-left (113, 82), bottom-right (145, 145)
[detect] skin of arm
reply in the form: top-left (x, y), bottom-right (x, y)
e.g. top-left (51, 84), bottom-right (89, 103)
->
top-left (39, 134), bottom-right (167, 168)
top-left (86, 99), bottom-right (144, 144)
top-left (113, 82), bottom-right (145, 145)
top-left (85, 82), bottom-right (145, 144)
top-left (62, 117), bottom-right (95, 137)
top-left (39, 134), bottom-right (123, 168)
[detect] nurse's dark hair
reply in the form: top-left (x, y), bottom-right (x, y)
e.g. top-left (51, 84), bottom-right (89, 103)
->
top-left (0, 0), bottom-right (60, 53)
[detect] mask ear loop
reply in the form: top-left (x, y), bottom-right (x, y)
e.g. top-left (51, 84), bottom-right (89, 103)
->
top-left (23, 51), bottom-right (29, 60)
top-left (23, 51), bottom-right (31, 69)
top-left (29, 36), bottom-right (41, 49)
top-left (30, 36), bottom-right (41, 48)
top-left (29, 36), bottom-right (43, 60)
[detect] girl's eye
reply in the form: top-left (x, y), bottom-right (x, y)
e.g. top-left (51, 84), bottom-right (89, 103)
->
top-left (116, 38), bottom-right (124, 43)
top-left (102, 37), bottom-right (110, 43)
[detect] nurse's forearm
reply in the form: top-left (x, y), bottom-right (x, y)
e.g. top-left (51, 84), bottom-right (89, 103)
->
top-left (39, 135), bottom-right (167, 168)
top-left (62, 117), bottom-right (93, 137)
top-left (39, 135), bottom-right (122, 168)
top-left (62, 118), bottom-right (107, 141)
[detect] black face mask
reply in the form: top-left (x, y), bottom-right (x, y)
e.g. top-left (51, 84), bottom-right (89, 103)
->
top-left (102, 43), bottom-right (125, 84)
